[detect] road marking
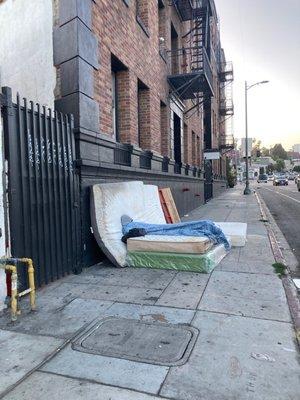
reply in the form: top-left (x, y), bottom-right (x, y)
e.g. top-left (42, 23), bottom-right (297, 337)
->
top-left (263, 187), bottom-right (300, 204)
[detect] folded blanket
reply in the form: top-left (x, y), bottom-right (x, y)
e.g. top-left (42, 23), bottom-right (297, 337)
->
top-left (122, 219), bottom-right (231, 251)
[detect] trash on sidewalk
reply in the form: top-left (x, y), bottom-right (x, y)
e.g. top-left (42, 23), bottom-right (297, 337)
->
top-left (159, 188), bottom-right (181, 223)
top-left (126, 243), bottom-right (228, 273)
top-left (90, 181), bottom-right (246, 272)
top-left (251, 353), bottom-right (276, 362)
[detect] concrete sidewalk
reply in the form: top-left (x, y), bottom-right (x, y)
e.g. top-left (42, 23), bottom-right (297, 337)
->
top-left (0, 186), bottom-right (299, 400)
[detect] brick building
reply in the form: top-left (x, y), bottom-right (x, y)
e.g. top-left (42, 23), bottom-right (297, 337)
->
top-left (0, 0), bottom-right (234, 269)
top-left (52, 0), bottom-right (234, 266)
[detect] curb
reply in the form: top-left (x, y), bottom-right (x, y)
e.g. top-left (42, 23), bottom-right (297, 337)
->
top-left (255, 191), bottom-right (300, 347)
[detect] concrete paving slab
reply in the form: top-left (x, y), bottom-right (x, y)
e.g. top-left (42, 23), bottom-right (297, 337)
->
top-left (0, 292), bottom-right (74, 329)
top-left (239, 235), bottom-right (275, 262)
top-left (0, 330), bottom-right (63, 395)
top-left (52, 282), bottom-right (163, 304)
top-left (101, 302), bottom-right (195, 324)
top-left (216, 259), bottom-right (275, 275)
top-left (198, 271), bottom-right (291, 321)
top-left (0, 298), bottom-right (113, 338)
top-left (41, 344), bottom-right (168, 394)
top-left (160, 311), bottom-right (300, 400)
top-left (156, 272), bottom-right (209, 309)
top-left (246, 223), bottom-right (268, 236)
top-left (66, 265), bottom-right (175, 289)
top-left (222, 247), bottom-right (240, 263)
top-left (2, 372), bottom-right (167, 400)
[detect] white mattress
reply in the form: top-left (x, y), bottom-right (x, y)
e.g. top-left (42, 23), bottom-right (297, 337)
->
top-left (215, 222), bottom-right (247, 247)
top-left (127, 235), bottom-right (213, 254)
top-left (90, 181), bottom-right (166, 268)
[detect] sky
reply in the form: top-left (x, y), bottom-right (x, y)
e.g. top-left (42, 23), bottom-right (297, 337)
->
top-left (215, 0), bottom-right (300, 150)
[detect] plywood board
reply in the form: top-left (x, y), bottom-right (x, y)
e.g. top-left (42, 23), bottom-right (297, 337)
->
top-left (159, 188), bottom-right (181, 224)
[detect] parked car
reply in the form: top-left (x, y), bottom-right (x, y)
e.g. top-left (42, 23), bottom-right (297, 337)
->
top-left (295, 174), bottom-right (300, 184)
top-left (273, 175), bottom-right (288, 186)
top-left (268, 174), bottom-right (274, 181)
top-left (297, 178), bottom-right (300, 192)
top-left (257, 174), bottom-right (268, 183)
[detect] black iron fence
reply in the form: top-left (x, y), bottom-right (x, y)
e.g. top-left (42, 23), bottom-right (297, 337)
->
top-left (1, 87), bottom-right (81, 289)
top-left (174, 162), bottom-right (182, 174)
top-left (140, 151), bottom-right (152, 170)
top-left (114, 143), bottom-right (132, 166)
top-left (162, 157), bottom-right (169, 173)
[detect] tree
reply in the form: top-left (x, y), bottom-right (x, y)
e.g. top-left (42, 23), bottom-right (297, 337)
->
top-left (266, 164), bottom-right (275, 174)
top-left (261, 147), bottom-right (270, 157)
top-left (270, 144), bottom-right (288, 160)
top-left (275, 159), bottom-right (285, 172)
top-left (226, 158), bottom-right (236, 188)
top-left (251, 139), bottom-right (262, 158)
top-left (293, 166), bottom-right (300, 173)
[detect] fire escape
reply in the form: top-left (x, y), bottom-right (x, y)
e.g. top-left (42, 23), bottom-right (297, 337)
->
top-left (167, 0), bottom-right (214, 110)
top-left (219, 61), bottom-right (234, 150)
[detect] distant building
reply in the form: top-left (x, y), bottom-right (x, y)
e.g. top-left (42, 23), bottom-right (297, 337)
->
top-left (292, 144), bottom-right (300, 153)
top-left (255, 156), bottom-right (274, 165)
top-left (288, 151), bottom-right (300, 160)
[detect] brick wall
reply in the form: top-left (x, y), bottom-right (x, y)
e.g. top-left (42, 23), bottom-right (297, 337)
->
top-left (92, 0), bottom-right (204, 163)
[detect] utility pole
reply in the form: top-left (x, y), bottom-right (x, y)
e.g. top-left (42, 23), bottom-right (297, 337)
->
top-left (244, 81), bottom-right (251, 194)
top-left (243, 80), bottom-right (269, 195)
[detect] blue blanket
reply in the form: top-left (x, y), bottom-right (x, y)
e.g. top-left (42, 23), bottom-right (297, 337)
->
top-left (122, 220), bottom-right (231, 250)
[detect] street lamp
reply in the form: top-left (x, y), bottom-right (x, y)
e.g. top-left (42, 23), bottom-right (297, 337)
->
top-left (244, 80), bottom-right (269, 195)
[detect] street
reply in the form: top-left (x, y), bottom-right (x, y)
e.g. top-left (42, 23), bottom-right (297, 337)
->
top-left (256, 180), bottom-right (300, 275)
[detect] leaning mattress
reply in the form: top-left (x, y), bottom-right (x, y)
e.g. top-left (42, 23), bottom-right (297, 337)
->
top-left (127, 235), bottom-right (213, 254)
top-left (126, 244), bottom-right (227, 273)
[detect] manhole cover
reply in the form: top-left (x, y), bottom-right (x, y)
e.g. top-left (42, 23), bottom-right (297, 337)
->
top-left (72, 317), bottom-right (198, 366)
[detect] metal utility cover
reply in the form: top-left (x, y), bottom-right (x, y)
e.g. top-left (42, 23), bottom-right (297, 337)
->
top-left (72, 317), bottom-right (198, 366)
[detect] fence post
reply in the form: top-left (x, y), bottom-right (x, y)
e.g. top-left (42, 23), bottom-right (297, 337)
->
top-left (0, 88), bottom-right (13, 307)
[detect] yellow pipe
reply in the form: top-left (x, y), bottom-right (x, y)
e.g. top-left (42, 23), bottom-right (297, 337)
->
top-left (20, 258), bottom-right (36, 311)
top-left (1, 264), bottom-right (18, 321)
top-left (0, 258), bottom-right (36, 320)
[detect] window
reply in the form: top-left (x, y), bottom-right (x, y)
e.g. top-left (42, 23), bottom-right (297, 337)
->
top-left (173, 113), bottom-right (182, 164)
top-left (111, 71), bottom-right (118, 141)
top-left (160, 101), bottom-right (169, 156)
top-left (184, 124), bottom-right (188, 164)
top-left (111, 54), bottom-right (128, 142)
top-left (197, 135), bottom-right (201, 166)
top-left (137, 79), bottom-right (150, 148)
top-left (158, 0), bottom-right (166, 58)
top-left (171, 23), bottom-right (179, 74)
top-left (192, 131), bottom-right (196, 165)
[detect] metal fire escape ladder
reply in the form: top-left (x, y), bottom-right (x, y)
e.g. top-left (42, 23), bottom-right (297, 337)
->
top-left (167, 0), bottom-right (214, 101)
top-left (219, 61), bottom-right (234, 150)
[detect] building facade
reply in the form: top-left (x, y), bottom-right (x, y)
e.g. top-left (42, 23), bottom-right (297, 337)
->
top-left (0, 0), bottom-right (234, 268)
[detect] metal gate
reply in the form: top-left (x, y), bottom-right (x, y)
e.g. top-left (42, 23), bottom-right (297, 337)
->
top-left (0, 87), bottom-right (81, 289)
top-left (204, 159), bottom-right (213, 202)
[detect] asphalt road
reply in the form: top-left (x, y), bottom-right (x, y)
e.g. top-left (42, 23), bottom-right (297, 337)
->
top-left (256, 180), bottom-right (300, 274)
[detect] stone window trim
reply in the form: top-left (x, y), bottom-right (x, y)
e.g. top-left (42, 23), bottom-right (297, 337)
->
top-left (136, 15), bottom-right (150, 37)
